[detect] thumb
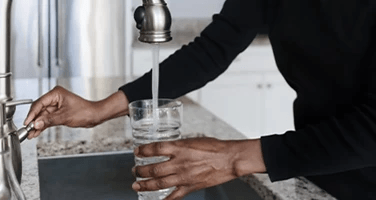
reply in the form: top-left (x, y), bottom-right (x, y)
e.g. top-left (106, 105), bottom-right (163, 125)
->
top-left (34, 112), bottom-right (66, 130)
top-left (33, 121), bottom-right (45, 130)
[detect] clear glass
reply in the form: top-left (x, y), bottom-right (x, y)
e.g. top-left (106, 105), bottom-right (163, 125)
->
top-left (129, 99), bottom-right (183, 200)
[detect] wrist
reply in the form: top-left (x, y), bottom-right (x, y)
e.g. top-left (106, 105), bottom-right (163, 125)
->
top-left (94, 91), bottom-right (129, 123)
top-left (231, 139), bottom-right (266, 177)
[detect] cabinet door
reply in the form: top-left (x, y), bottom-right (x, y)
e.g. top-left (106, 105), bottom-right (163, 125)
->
top-left (263, 73), bottom-right (296, 136)
top-left (200, 74), bottom-right (263, 139)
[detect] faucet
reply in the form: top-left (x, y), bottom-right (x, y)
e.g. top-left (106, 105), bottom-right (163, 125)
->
top-left (134, 0), bottom-right (172, 43)
top-left (0, 0), bottom-right (36, 199)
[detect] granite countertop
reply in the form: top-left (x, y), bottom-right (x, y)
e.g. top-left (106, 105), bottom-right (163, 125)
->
top-left (18, 76), bottom-right (336, 200)
top-left (20, 138), bottom-right (39, 200)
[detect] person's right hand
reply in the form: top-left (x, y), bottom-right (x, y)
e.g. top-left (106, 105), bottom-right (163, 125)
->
top-left (24, 86), bottom-right (130, 139)
top-left (23, 86), bottom-right (101, 139)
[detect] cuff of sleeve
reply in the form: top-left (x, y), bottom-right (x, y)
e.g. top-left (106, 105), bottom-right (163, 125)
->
top-left (119, 73), bottom-right (152, 103)
top-left (261, 133), bottom-right (297, 182)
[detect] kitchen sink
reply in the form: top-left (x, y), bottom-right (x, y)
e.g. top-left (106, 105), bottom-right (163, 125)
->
top-left (38, 151), bottom-right (263, 200)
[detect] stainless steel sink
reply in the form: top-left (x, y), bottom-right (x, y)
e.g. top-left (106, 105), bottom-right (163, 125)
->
top-left (38, 151), bottom-right (263, 200)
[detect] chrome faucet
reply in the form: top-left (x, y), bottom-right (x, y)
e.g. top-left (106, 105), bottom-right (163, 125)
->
top-left (134, 0), bottom-right (172, 43)
top-left (0, 0), bottom-right (36, 199)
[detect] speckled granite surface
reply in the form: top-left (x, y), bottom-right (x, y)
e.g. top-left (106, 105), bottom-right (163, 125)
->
top-left (33, 76), bottom-right (336, 200)
top-left (240, 175), bottom-right (336, 200)
top-left (21, 139), bottom-right (40, 200)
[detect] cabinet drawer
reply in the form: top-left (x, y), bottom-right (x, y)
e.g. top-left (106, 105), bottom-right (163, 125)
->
top-left (201, 74), bottom-right (263, 139)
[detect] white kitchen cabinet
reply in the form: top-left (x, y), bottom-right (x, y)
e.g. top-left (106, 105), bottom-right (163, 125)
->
top-left (195, 44), bottom-right (296, 138)
top-left (200, 74), bottom-right (263, 138)
top-left (198, 72), bottom-right (296, 139)
top-left (263, 73), bottom-right (296, 136)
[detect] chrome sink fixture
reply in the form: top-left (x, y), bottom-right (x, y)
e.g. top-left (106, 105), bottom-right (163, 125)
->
top-left (134, 0), bottom-right (172, 43)
top-left (38, 151), bottom-right (263, 200)
top-left (0, 0), bottom-right (36, 199)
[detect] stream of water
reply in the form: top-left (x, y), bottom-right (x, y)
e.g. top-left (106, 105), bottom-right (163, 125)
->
top-left (152, 44), bottom-right (160, 133)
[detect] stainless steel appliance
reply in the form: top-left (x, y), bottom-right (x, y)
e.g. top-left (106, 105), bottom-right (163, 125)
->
top-left (12, 0), bottom-right (130, 79)
top-left (11, 0), bottom-right (173, 78)
top-left (11, 0), bottom-right (49, 79)
top-left (52, 0), bottom-right (127, 78)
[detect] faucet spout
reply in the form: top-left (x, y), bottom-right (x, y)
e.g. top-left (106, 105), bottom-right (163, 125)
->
top-left (134, 0), bottom-right (172, 43)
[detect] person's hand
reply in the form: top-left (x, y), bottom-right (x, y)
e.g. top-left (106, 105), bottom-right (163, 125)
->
top-left (132, 137), bottom-right (266, 200)
top-left (24, 86), bottom-right (129, 139)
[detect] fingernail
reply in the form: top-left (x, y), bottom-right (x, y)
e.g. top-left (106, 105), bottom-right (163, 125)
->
top-left (132, 167), bottom-right (136, 176)
top-left (134, 147), bottom-right (139, 155)
top-left (132, 182), bottom-right (141, 191)
top-left (35, 121), bottom-right (43, 129)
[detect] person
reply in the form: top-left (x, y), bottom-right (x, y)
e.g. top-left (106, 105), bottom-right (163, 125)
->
top-left (24, 0), bottom-right (376, 199)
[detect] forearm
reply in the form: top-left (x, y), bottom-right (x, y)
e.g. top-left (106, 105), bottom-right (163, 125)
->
top-left (95, 91), bottom-right (129, 123)
top-left (261, 93), bottom-right (376, 182)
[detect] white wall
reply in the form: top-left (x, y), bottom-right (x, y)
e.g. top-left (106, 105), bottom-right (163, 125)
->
top-left (133, 0), bottom-right (226, 18)
top-left (170, 0), bottom-right (225, 18)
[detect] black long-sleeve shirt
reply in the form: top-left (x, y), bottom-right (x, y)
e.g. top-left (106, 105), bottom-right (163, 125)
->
top-left (120, 0), bottom-right (376, 199)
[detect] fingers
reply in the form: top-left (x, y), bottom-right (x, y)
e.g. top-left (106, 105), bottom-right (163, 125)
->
top-left (132, 174), bottom-right (187, 192)
top-left (27, 109), bottom-right (50, 139)
top-left (135, 141), bottom-right (176, 158)
top-left (133, 161), bottom-right (178, 178)
top-left (27, 129), bottom-right (43, 140)
top-left (24, 86), bottom-right (62, 126)
top-left (34, 111), bottom-right (67, 130)
top-left (165, 186), bottom-right (193, 200)
top-left (27, 109), bottom-right (63, 139)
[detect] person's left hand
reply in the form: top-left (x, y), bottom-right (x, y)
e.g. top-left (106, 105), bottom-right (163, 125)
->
top-left (132, 137), bottom-right (266, 200)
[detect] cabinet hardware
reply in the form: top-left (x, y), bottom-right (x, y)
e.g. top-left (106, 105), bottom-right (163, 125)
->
top-left (37, 0), bottom-right (43, 67)
top-left (55, 0), bottom-right (59, 66)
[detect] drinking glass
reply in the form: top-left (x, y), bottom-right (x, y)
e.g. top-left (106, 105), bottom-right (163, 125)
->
top-left (129, 99), bottom-right (183, 200)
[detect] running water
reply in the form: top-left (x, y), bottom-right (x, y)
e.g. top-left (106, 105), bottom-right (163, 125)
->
top-left (152, 44), bottom-right (160, 133)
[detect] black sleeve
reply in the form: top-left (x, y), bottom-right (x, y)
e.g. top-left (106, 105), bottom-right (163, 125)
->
top-left (119, 0), bottom-right (268, 103)
top-left (261, 41), bottom-right (376, 182)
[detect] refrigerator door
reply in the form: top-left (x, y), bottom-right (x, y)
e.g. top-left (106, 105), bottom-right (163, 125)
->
top-left (50, 0), bottom-right (126, 78)
top-left (11, 0), bottom-right (49, 79)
